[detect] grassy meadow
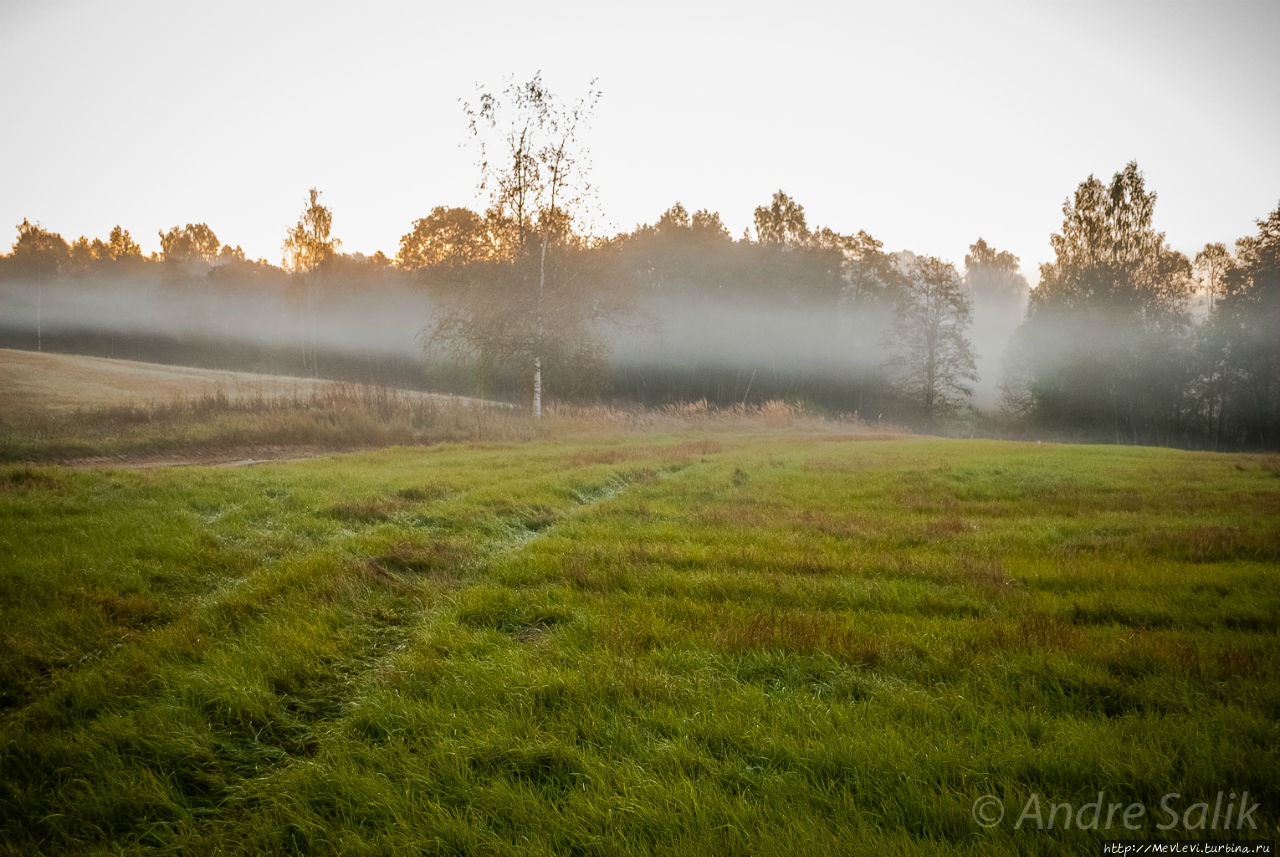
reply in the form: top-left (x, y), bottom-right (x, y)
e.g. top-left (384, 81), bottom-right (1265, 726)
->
top-left (1, 413), bottom-right (1278, 854)
top-left (0, 351), bottom-right (1277, 854)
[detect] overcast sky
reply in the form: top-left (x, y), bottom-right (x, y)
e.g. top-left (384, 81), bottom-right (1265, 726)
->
top-left (2, 0), bottom-right (1277, 284)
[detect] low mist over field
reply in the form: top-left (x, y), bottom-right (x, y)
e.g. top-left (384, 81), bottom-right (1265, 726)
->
top-left (0, 274), bottom-right (1018, 406)
top-left (0, 219), bottom-right (1033, 419)
top-left (2, 4), bottom-right (1280, 855)
top-left (2, 1), bottom-right (1276, 450)
top-left (4, 173), bottom-right (1274, 450)
top-left (0, 274), bottom-right (430, 363)
top-left (4, 0), bottom-right (1278, 451)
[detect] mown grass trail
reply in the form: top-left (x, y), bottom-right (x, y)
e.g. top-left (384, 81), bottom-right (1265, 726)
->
top-left (1, 433), bottom-right (1277, 855)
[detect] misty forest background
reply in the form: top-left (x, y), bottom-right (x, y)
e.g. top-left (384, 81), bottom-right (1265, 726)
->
top-left (2, 151), bottom-right (1277, 450)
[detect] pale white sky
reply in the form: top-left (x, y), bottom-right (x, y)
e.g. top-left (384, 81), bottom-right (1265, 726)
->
top-left (2, 0), bottom-right (1277, 285)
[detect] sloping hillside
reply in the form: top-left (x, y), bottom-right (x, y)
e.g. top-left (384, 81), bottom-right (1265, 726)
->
top-left (0, 348), bottom-right (497, 414)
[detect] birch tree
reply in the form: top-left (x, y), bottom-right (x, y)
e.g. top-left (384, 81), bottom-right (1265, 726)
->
top-left (1194, 242), bottom-right (1231, 313)
top-left (438, 73), bottom-right (601, 417)
top-left (282, 188), bottom-right (340, 377)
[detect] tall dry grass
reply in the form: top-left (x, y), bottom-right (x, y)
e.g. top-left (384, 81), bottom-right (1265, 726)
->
top-left (2, 387), bottom-right (893, 463)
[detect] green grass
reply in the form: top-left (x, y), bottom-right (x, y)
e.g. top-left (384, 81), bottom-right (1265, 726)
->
top-left (1, 433), bottom-right (1278, 855)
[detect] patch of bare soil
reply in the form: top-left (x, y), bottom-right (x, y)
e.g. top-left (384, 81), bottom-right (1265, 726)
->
top-left (59, 445), bottom-right (366, 470)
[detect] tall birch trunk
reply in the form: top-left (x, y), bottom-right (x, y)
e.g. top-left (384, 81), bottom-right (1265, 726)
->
top-left (532, 355), bottom-right (542, 418)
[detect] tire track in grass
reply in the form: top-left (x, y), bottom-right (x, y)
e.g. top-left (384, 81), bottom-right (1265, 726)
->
top-left (0, 446), bottom-right (724, 851)
top-left (482, 469), bottom-right (652, 559)
top-left (0, 447), bottom-right (574, 731)
top-left (189, 452), bottom-right (731, 849)
top-left (2, 449), bottom-right (691, 732)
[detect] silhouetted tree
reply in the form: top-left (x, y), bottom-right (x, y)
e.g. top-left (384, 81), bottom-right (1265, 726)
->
top-left (964, 238), bottom-right (1029, 408)
top-left (1013, 162), bottom-right (1193, 443)
top-left (107, 226), bottom-right (142, 261)
top-left (8, 219), bottom-right (70, 351)
top-left (216, 243), bottom-right (246, 264)
top-left (1194, 242), bottom-right (1231, 314)
top-left (282, 188), bottom-right (340, 376)
top-left (965, 239), bottom-right (1027, 312)
top-left (1033, 163), bottom-right (1190, 319)
top-left (691, 208), bottom-right (729, 239)
top-left (434, 72), bottom-right (603, 415)
top-left (159, 223), bottom-right (221, 265)
top-left (1197, 203), bottom-right (1280, 448)
top-left (753, 191), bottom-right (810, 249)
top-left (839, 230), bottom-right (906, 308)
top-left (66, 225), bottom-right (146, 274)
top-left (67, 236), bottom-right (109, 272)
top-left (282, 190), bottom-right (338, 273)
top-left (397, 206), bottom-right (493, 272)
top-left (657, 202), bottom-right (691, 232)
top-left (883, 254), bottom-right (976, 428)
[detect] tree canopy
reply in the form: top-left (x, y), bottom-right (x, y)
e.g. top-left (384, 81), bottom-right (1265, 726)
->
top-left (883, 255), bottom-right (977, 427)
top-left (430, 73), bottom-right (605, 414)
top-left (282, 189), bottom-right (339, 274)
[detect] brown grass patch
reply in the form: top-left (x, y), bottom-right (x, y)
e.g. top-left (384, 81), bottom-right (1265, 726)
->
top-left (953, 554), bottom-right (1016, 591)
top-left (560, 554), bottom-right (637, 593)
top-left (926, 515), bottom-right (968, 538)
top-left (814, 431), bottom-right (910, 443)
top-left (599, 614), bottom-right (663, 653)
top-left (669, 440), bottom-right (724, 458)
top-left (328, 497), bottom-right (402, 524)
top-left (894, 486), bottom-right (959, 514)
top-left (1124, 637), bottom-right (1261, 679)
top-left (625, 468), bottom-right (660, 485)
top-left (1014, 613), bottom-right (1085, 650)
top-left (789, 508), bottom-right (868, 539)
top-left (1214, 646), bottom-right (1259, 678)
top-left (566, 440), bottom-right (721, 468)
top-left (566, 447), bottom-right (651, 467)
top-left (515, 625), bottom-right (548, 644)
top-left (1175, 526), bottom-right (1241, 562)
top-left (89, 590), bottom-right (163, 627)
top-left (788, 557), bottom-right (837, 576)
top-left (396, 485), bottom-right (451, 502)
top-left (365, 539), bottom-right (472, 587)
top-left (716, 611), bottom-right (884, 666)
top-left (697, 506), bottom-right (767, 529)
top-left (1, 466), bottom-right (60, 491)
top-left (1147, 525), bottom-right (1280, 562)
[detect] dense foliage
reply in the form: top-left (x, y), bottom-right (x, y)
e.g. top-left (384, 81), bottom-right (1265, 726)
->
top-left (2, 165), bottom-right (1276, 449)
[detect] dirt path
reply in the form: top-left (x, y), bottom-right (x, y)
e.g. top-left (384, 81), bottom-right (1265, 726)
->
top-left (58, 446), bottom-right (374, 470)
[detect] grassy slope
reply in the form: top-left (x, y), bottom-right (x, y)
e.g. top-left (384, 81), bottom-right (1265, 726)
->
top-left (0, 433), bottom-right (1277, 855)
top-left (0, 348), bottom-right (499, 413)
top-left (0, 349), bottom-right (518, 463)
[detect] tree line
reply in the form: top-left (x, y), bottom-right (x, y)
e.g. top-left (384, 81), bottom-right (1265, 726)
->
top-left (1, 77), bottom-right (1275, 450)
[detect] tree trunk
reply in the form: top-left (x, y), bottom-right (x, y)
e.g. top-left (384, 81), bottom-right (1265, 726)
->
top-left (534, 230), bottom-right (549, 420)
top-left (306, 276), bottom-right (317, 378)
top-left (533, 355), bottom-right (542, 418)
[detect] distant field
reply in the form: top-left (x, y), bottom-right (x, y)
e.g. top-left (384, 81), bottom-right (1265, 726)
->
top-left (1, 428), bottom-right (1277, 854)
top-left (0, 349), bottom-right (516, 464)
top-left (0, 349), bottom-right (863, 466)
top-left (0, 348), bottom-right (495, 413)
